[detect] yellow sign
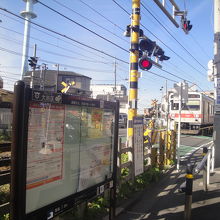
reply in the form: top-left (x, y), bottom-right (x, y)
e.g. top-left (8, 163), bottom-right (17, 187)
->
top-left (61, 81), bottom-right (75, 93)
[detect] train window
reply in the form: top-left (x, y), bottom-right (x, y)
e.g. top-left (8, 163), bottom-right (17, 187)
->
top-left (182, 100), bottom-right (200, 110)
top-left (188, 94), bottom-right (200, 98)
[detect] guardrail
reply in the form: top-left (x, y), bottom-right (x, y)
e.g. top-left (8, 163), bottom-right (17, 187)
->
top-left (179, 142), bottom-right (215, 220)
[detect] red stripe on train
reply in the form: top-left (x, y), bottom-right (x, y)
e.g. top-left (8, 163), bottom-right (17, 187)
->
top-left (171, 113), bottom-right (202, 118)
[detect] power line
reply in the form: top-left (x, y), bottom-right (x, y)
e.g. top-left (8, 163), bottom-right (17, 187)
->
top-left (0, 7), bottom-right (129, 64)
top-left (112, 0), bottom-right (130, 15)
top-left (37, 1), bottom-right (128, 53)
top-left (0, 8), bottom-right (208, 91)
top-left (0, 24), bottom-right (113, 63)
top-left (190, 34), bottom-right (211, 59)
top-left (0, 33), bottom-right (115, 65)
top-left (0, 46), bottom-right (117, 73)
top-left (141, 2), bottom-right (207, 71)
top-left (112, 0), bottom-right (207, 77)
top-left (51, 0), bottom-right (129, 44)
top-left (78, 0), bottom-right (125, 32)
top-left (146, 71), bottom-right (177, 83)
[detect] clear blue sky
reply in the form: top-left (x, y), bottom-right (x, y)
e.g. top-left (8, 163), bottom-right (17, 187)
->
top-left (0, 0), bottom-right (214, 111)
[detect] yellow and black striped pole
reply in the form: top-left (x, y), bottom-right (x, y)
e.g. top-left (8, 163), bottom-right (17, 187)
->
top-left (127, 0), bottom-right (141, 146)
top-left (184, 164), bottom-right (194, 220)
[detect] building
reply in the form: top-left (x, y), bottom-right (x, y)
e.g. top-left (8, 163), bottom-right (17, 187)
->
top-left (90, 84), bottom-right (128, 113)
top-left (24, 70), bottom-right (91, 96)
top-left (90, 84), bottom-right (127, 98)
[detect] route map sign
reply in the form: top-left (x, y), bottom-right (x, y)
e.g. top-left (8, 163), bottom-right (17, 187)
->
top-left (10, 83), bottom-right (119, 220)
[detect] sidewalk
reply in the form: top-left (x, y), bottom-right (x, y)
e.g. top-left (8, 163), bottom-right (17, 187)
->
top-left (115, 150), bottom-right (220, 220)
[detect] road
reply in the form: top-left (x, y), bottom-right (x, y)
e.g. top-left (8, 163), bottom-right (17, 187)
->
top-left (179, 134), bottom-right (212, 163)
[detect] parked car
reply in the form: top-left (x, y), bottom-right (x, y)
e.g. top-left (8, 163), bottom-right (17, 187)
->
top-left (119, 113), bottom-right (127, 128)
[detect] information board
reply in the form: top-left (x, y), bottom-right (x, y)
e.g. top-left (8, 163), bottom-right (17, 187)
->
top-left (19, 90), bottom-right (117, 218)
top-left (133, 116), bottom-right (144, 176)
top-left (25, 103), bottom-right (115, 215)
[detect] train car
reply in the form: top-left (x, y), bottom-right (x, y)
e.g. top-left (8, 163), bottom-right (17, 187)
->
top-left (0, 89), bottom-right (13, 142)
top-left (169, 91), bottom-right (214, 134)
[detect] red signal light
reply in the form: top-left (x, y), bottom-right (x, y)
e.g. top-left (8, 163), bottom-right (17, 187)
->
top-left (139, 56), bottom-right (152, 70)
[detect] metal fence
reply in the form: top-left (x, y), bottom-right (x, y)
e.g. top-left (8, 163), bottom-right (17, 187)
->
top-left (117, 129), bottom-right (177, 186)
top-left (179, 142), bottom-right (215, 220)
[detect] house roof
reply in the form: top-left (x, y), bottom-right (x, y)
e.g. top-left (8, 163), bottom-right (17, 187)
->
top-left (26, 70), bottom-right (91, 79)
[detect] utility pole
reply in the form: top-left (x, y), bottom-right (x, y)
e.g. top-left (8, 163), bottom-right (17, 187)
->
top-left (165, 80), bottom-right (169, 130)
top-left (56, 64), bottom-right (59, 92)
top-left (214, 0), bottom-right (220, 156)
top-left (177, 82), bottom-right (182, 171)
top-left (20, 0), bottom-right (37, 80)
top-left (127, 0), bottom-right (140, 147)
top-left (114, 59), bottom-right (117, 94)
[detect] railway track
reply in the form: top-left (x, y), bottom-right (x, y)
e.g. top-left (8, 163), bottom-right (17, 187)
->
top-left (0, 142), bottom-right (11, 152)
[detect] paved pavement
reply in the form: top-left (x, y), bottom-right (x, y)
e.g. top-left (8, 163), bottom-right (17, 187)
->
top-left (115, 138), bottom-right (220, 220)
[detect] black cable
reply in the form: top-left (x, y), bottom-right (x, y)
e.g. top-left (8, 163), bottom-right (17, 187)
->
top-left (0, 46), bottom-right (115, 73)
top-left (0, 13), bottom-right (109, 61)
top-left (0, 33), bottom-right (114, 64)
top-left (37, 0), bottom-right (128, 53)
top-left (141, 2), bottom-right (207, 71)
top-left (0, 24), bottom-right (111, 62)
top-left (112, 0), bottom-right (207, 77)
top-left (0, 8), bottom-right (208, 90)
top-left (190, 34), bottom-right (210, 59)
top-left (78, 0), bottom-right (125, 32)
top-left (51, 0), bottom-right (129, 44)
top-left (0, 8), bottom-right (129, 64)
top-left (146, 71), bottom-right (178, 83)
top-left (112, 0), bottom-right (130, 15)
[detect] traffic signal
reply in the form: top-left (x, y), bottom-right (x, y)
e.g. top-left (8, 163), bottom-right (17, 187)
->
top-left (182, 18), bottom-right (192, 33)
top-left (28, 57), bottom-right (38, 69)
top-left (153, 46), bottom-right (170, 61)
top-left (139, 38), bottom-right (156, 56)
top-left (139, 56), bottom-right (152, 70)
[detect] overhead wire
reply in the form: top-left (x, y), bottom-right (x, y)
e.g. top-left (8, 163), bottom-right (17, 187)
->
top-left (0, 33), bottom-right (114, 64)
top-left (51, 0), bottom-right (129, 44)
top-left (0, 7), bottom-right (208, 89)
top-left (0, 7), bottom-right (129, 64)
top-left (37, 0), bottom-right (128, 53)
top-left (0, 13), bottom-right (121, 63)
top-left (78, 0), bottom-right (125, 32)
top-left (112, 0), bottom-right (207, 77)
top-left (0, 29), bottom-right (128, 81)
top-left (140, 2), bottom-right (207, 71)
top-left (0, 46), bottom-right (116, 73)
top-left (189, 34), bottom-right (211, 59)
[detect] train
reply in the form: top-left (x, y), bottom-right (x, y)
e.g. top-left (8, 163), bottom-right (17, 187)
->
top-left (0, 89), bottom-right (13, 142)
top-left (168, 91), bottom-right (214, 134)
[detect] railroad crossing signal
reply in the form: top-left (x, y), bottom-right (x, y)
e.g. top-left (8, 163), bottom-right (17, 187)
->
top-left (139, 56), bottom-right (153, 70)
top-left (138, 36), bottom-right (170, 71)
top-left (151, 99), bottom-right (158, 107)
top-left (181, 17), bottom-right (192, 34)
top-left (61, 81), bottom-right (75, 93)
top-left (28, 56), bottom-right (38, 69)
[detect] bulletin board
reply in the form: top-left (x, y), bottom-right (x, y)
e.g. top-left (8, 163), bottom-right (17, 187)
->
top-left (10, 84), bottom-right (119, 220)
